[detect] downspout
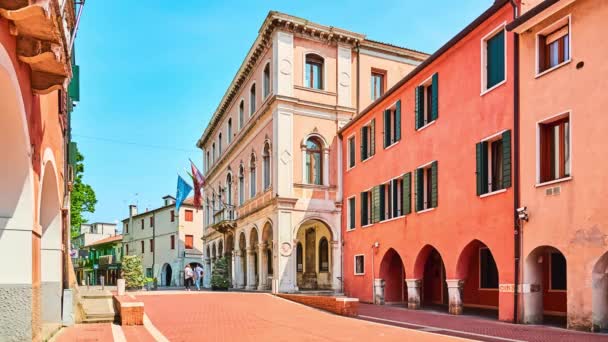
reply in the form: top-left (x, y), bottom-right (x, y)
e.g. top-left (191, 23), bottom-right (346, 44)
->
top-left (356, 42), bottom-right (360, 114)
top-left (510, 0), bottom-right (521, 325)
top-left (152, 211), bottom-right (156, 282)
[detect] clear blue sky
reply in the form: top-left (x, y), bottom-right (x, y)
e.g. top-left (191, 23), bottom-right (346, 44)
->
top-left (73, 0), bottom-right (493, 226)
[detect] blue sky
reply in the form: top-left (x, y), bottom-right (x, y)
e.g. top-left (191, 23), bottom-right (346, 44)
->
top-left (73, 0), bottom-right (492, 226)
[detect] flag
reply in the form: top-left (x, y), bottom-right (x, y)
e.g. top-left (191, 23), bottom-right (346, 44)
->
top-left (190, 159), bottom-right (205, 208)
top-left (175, 175), bottom-right (193, 212)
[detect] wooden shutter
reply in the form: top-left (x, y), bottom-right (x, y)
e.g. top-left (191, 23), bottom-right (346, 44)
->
top-left (487, 31), bottom-right (505, 88)
top-left (379, 184), bottom-right (385, 221)
top-left (431, 161), bottom-right (438, 208)
top-left (360, 192), bottom-right (368, 226)
top-left (431, 73), bottom-right (439, 121)
top-left (384, 109), bottom-right (391, 148)
top-left (476, 142), bottom-right (489, 195)
top-left (415, 168), bottom-right (424, 212)
top-left (415, 86), bottom-right (424, 129)
top-left (476, 142), bottom-right (483, 196)
top-left (392, 180), bottom-right (399, 217)
top-left (349, 138), bottom-right (355, 167)
top-left (395, 100), bottom-right (401, 141)
top-left (403, 172), bottom-right (411, 215)
top-left (370, 119), bottom-right (376, 156)
top-left (360, 127), bottom-right (366, 161)
top-left (372, 186), bottom-right (380, 223)
top-left (502, 130), bottom-right (512, 189)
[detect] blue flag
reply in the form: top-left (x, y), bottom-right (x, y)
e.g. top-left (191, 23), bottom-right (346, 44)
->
top-left (175, 175), bottom-right (193, 212)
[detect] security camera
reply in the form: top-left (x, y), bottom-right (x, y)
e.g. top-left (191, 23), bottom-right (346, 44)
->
top-left (516, 207), bottom-right (529, 222)
top-left (373, 242), bottom-right (379, 248)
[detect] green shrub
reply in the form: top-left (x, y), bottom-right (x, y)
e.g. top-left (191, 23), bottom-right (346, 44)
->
top-left (211, 257), bottom-right (230, 290)
top-left (122, 255), bottom-right (145, 289)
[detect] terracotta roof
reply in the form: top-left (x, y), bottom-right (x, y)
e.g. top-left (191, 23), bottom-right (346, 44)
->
top-left (86, 235), bottom-right (122, 248)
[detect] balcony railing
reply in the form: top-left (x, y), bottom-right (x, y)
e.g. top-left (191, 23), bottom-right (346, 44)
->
top-left (213, 208), bottom-right (235, 224)
top-left (99, 255), bottom-right (115, 265)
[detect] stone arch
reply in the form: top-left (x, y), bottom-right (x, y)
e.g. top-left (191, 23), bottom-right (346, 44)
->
top-left (379, 248), bottom-right (407, 304)
top-left (300, 132), bottom-right (329, 150)
top-left (218, 240), bottom-right (224, 257)
top-left (293, 215), bottom-right (337, 243)
top-left (295, 219), bottom-right (333, 290)
top-left (592, 251), bottom-right (608, 332)
top-left (412, 245), bottom-right (447, 309)
top-left (161, 263), bottom-right (173, 286)
top-left (523, 245), bottom-right (567, 326)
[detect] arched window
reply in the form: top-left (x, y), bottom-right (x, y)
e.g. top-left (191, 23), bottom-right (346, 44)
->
top-left (296, 242), bottom-right (303, 273)
top-left (227, 118), bottom-right (232, 144)
top-left (263, 142), bottom-right (271, 190)
top-left (226, 173), bottom-right (233, 219)
top-left (218, 184), bottom-right (223, 211)
top-left (305, 54), bottom-right (324, 90)
top-left (250, 153), bottom-right (257, 198)
top-left (267, 248), bottom-right (273, 275)
top-left (305, 137), bottom-right (323, 185)
top-left (250, 84), bottom-right (256, 116)
top-left (239, 100), bottom-right (244, 129)
top-left (319, 237), bottom-right (329, 272)
top-left (238, 165), bottom-right (245, 205)
top-left (218, 133), bottom-right (222, 155)
top-left (212, 143), bottom-right (216, 163)
top-left (263, 63), bottom-right (271, 98)
top-left (211, 193), bottom-right (216, 223)
top-left (205, 197), bottom-right (210, 226)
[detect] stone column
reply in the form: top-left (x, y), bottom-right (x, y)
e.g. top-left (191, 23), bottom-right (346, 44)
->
top-left (204, 259), bottom-right (211, 288)
top-left (374, 278), bottom-right (386, 305)
top-left (235, 250), bottom-right (244, 289)
top-left (230, 250), bottom-right (236, 288)
top-left (406, 279), bottom-right (422, 309)
top-left (246, 248), bottom-right (257, 290)
top-left (446, 279), bottom-right (465, 315)
top-left (258, 243), bottom-right (268, 291)
top-left (323, 149), bottom-right (330, 186)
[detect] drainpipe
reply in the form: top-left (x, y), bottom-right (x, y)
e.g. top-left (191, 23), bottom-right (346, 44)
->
top-left (356, 42), bottom-right (360, 114)
top-left (510, 0), bottom-right (521, 325)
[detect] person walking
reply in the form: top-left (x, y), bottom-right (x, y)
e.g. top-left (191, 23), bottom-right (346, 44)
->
top-left (184, 264), bottom-right (194, 291)
top-left (195, 264), bottom-right (204, 290)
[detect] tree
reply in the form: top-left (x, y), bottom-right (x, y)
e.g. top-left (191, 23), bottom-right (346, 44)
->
top-left (211, 257), bottom-right (230, 290)
top-left (122, 255), bottom-right (144, 289)
top-left (70, 148), bottom-right (97, 238)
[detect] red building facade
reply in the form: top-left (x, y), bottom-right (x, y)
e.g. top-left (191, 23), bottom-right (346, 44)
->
top-left (340, 0), bottom-right (517, 322)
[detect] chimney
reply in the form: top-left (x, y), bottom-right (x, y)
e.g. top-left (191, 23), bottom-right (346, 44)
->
top-left (163, 195), bottom-right (176, 206)
top-left (129, 204), bottom-right (138, 217)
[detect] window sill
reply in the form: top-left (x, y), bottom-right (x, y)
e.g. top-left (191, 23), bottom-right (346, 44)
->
top-left (361, 224), bottom-right (373, 228)
top-left (378, 215), bottom-right (404, 224)
top-left (346, 165), bottom-right (355, 172)
top-left (416, 207), bottom-right (436, 215)
top-left (346, 228), bottom-right (356, 232)
top-left (384, 140), bottom-right (401, 151)
top-left (479, 188), bottom-right (507, 198)
top-left (354, 272), bottom-right (365, 276)
top-left (416, 120), bottom-right (436, 132)
top-left (361, 155), bottom-right (375, 164)
top-left (480, 79), bottom-right (506, 96)
top-left (535, 176), bottom-right (572, 188)
top-left (294, 85), bottom-right (336, 96)
top-left (535, 59), bottom-right (571, 79)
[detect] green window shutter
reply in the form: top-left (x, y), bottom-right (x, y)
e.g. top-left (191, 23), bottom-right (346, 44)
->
top-left (431, 161), bottom-right (438, 208)
top-left (372, 186), bottom-right (380, 223)
top-left (403, 172), bottom-right (411, 215)
top-left (383, 109), bottom-right (391, 148)
top-left (431, 73), bottom-right (439, 121)
top-left (480, 142), bottom-right (489, 194)
top-left (392, 180), bottom-right (399, 217)
top-left (360, 192), bottom-right (368, 226)
top-left (415, 86), bottom-right (424, 129)
top-left (415, 168), bottom-right (424, 212)
top-left (487, 30), bottom-right (505, 89)
top-left (360, 127), bottom-right (366, 161)
top-left (69, 64), bottom-right (80, 102)
top-left (370, 119), bottom-right (376, 156)
top-left (379, 184), bottom-right (386, 221)
top-left (68, 141), bottom-right (78, 166)
top-left (395, 100), bottom-right (401, 141)
top-left (502, 130), bottom-right (512, 189)
top-left (476, 142), bottom-right (483, 196)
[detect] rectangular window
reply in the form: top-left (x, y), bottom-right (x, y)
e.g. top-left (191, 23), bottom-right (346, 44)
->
top-left (539, 116), bottom-right (570, 183)
top-left (140, 241), bottom-right (144, 254)
top-left (415, 74), bottom-right (438, 129)
top-left (371, 71), bottom-right (385, 101)
top-left (360, 119), bottom-right (376, 161)
top-left (360, 190), bottom-right (372, 226)
top-left (125, 244), bottom-right (129, 255)
top-left (170, 210), bottom-right (175, 222)
top-left (170, 235), bottom-right (175, 250)
top-left (150, 239), bottom-right (154, 252)
top-left (382, 178), bottom-right (402, 219)
top-left (476, 130), bottom-right (512, 195)
top-left (348, 136), bottom-right (355, 169)
top-left (480, 248), bottom-right (499, 289)
top-left (415, 161), bottom-right (438, 212)
top-left (185, 210), bottom-right (194, 222)
top-left (538, 17), bottom-right (570, 74)
top-left (354, 255), bottom-right (365, 275)
top-left (305, 55), bottom-right (324, 90)
top-left (550, 252), bottom-right (567, 290)
top-left (185, 235), bottom-right (194, 249)
top-left (141, 219), bottom-right (144, 230)
top-left (383, 100), bottom-right (401, 148)
top-left (483, 27), bottom-right (505, 91)
top-left (149, 217), bottom-right (154, 228)
top-left (347, 197), bottom-right (356, 230)
top-left (125, 222), bottom-right (128, 234)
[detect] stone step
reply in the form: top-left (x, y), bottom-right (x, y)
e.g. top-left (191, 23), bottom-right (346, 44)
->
top-left (82, 316), bottom-right (115, 324)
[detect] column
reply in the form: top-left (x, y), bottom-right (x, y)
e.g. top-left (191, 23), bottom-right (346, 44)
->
top-left (322, 149), bottom-right (330, 186)
top-left (276, 211), bottom-right (297, 293)
top-left (230, 250), bottom-right (236, 288)
top-left (374, 278), bottom-right (386, 305)
top-left (406, 279), bottom-right (422, 309)
top-left (235, 250), bottom-right (244, 289)
top-left (204, 259), bottom-right (211, 288)
top-left (446, 279), bottom-right (465, 315)
top-left (258, 243), bottom-right (268, 291)
top-left (246, 248), bottom-right (256, 290)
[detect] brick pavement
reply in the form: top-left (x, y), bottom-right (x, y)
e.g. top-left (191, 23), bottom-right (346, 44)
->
top-left (135, 292), bottom-right (465, 341)
top-left (53, 323), bottom-right (114, 342)
top-left (358, 303), bottom-right (608, 342)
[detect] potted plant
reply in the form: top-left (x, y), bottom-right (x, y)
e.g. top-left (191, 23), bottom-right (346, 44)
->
top-left (121, 255), bottom-right (145, 290)
top-left (211, 257), bottom-right (230, 291)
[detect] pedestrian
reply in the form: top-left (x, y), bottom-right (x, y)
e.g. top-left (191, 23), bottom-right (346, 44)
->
top-left (195, 264), bottom-right (204, 291)
top-left (184, 264), bottom-right (194, 291)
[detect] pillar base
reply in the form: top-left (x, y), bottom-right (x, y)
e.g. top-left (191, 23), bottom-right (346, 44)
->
top-left (446, 279), bottom-right (464, 315)
top-left (406, 279), bottom-right (421, 310)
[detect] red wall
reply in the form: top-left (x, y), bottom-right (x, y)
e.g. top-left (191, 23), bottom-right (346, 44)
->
top-left (341, 4), bottom-right (515, 322)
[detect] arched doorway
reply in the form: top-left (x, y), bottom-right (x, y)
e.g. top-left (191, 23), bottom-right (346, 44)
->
top-left (295, 219), bottom-right (333, 290)
top-left (239, 232), bottom-right (247, 288)
top-left (247, 228), bottom-right (259, 290)
top-left (39, 162), bottom-right (63, 325)
top-left (418, 246), bottom-right (447, 310)
top-left (523, 246), bottom-right (567, 327)
top-left (162, 263), bottom-right (173, 286)
top-left (260, 222), bottom-right (273, 290)
top-left (379, 248), bottom-right (406, 305)
top-left (592, 252), bottom-right (608, 332)
top-left (455, 240), bottom-right (499, 318)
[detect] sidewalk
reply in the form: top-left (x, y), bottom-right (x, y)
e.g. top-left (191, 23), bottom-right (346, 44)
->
top-left (52, 323), bottom-right (155, 342)
top-left (358, 303), bottom-right (607, 342)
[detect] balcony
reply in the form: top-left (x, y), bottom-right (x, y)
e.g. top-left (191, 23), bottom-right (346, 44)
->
top-left (99, 255), bottom-right (115, 266)
top-left (0, 0), bottom-right (76, 93)
top-left (210, 208), bottom-right (236, 233)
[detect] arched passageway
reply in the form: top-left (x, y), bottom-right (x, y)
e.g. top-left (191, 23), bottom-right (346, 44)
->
top-left (238, 232), bottom-right (247, 289)
top-left (259, 222), bottom-right (273, 290)
top-left (412, 246), bottom-right (448, 311)
top-left (39, 163), bottom-right (63, 325)
top-left (593, 252), bottom-right (608, 332)
top-left (247, 228), bottom-right (259, 290)
top-left (162, 263), bottom-right (173, 286)
top-left (523, 246), bottom-right (567, 327)
top-left (378, 248), bottom-right (406, 304)
top-left (295, 219), bottom-right (333, 290)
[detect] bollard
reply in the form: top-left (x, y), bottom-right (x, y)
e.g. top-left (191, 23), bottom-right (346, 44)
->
top-left (117, 279), bottom-right (125, 296)
top-left (101, 275), bottom-right (105, 290)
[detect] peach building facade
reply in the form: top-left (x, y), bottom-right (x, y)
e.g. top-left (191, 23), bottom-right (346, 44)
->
top-left (197, 11), bottom-right (427, 293)
top-left (509, 0), bottom-right (608, 331)
top-left (0, 1), bottom-right (81, 340)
